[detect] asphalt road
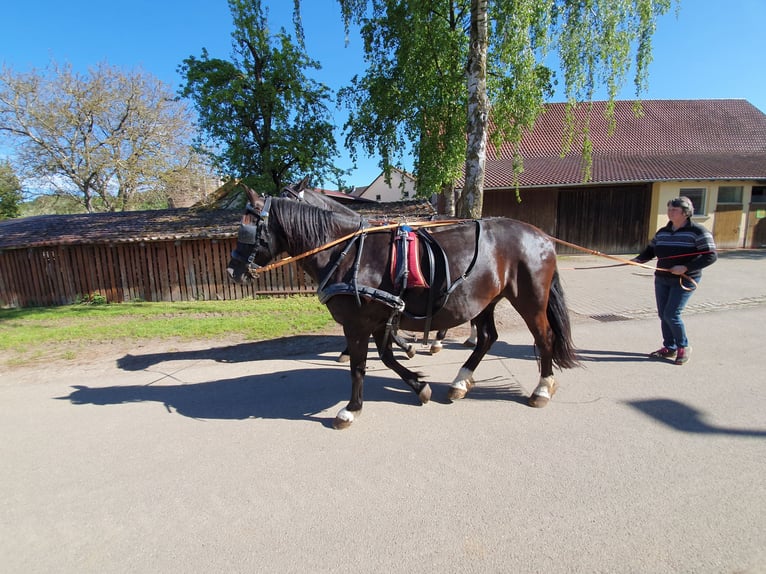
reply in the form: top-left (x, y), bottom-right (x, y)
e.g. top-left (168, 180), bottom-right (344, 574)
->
top-left (1, 251), bottom-right (765, 573)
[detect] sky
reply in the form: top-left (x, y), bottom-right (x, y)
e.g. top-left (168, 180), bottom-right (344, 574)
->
top-left (2, 0), bottom-right (765, 188)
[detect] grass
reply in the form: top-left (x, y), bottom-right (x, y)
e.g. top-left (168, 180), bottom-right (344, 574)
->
top-left (0, 296), bottom-right (337, 366)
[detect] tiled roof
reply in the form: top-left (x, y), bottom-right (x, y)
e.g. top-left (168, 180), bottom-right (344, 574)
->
top-left (483, 99), bottom-right (766, 188)
top-left (0, 208), bottom-right (240, 250)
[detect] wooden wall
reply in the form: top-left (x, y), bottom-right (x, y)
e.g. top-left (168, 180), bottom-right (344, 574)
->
top-left (483, 184), bottom-right (651, 254)
top-left (0, 238), bottom-right (315, 308)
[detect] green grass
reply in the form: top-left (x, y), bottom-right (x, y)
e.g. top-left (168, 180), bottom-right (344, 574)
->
top-left (0, 297), bottom-right (337, 365)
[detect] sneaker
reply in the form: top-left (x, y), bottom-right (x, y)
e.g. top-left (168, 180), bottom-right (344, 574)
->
top-left (649, 346), bottom-right (677, 359)
top-left (674, 347), bottom-right (691, 365)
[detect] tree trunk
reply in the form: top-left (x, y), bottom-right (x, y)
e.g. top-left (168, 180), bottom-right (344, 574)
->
top-left (457, 0), bottom-right (489, 219)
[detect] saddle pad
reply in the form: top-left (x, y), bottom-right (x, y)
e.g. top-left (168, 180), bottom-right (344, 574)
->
top-left (390, 229), bottom-right (429, 289)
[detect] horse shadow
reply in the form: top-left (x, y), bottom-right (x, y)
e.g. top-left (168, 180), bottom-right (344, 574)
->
top-left (626, 399), bottom-right (766, 438)
top-left (57, 367), bottom-right (428, 428)
top-left (98, 334), bottom-right (535, 422)
top-left (116, 335), bottom-right (348, 371)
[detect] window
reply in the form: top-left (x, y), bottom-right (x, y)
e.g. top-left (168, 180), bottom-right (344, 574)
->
top-left (752, 186), bottom-right (766, 204)
top-left (717, 185), bottom-right (743, 204)
top-left (375, 194), bottom-right (381, 201)
top-left (402, 191), bottom-right (410, 198)
top-left (679, 188), bottom-right (707, 215)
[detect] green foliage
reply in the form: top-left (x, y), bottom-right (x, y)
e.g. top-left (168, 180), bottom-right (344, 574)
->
top-left (75, 292), bottom-right (108, 305)
top-left (180, 0), bottom-right (341, 194)
top-left (338, 0), bottom-right (677, 213)
top-left (339, 1), bottom-right (469, 198)
top-left (0, 160), bottom-right (23, 219)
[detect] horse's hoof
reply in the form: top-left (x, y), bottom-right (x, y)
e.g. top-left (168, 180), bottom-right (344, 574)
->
top-left (406, 344), bottom-right (417, 359)
top-left (332, 407), bottom-right (359, 429)
top-left (447, 377), bottom-right (474, 401)
top-left (430, 342), bottom-right (443, 354)
top-left (418, 384), bottom-right (432, 404)
top-left (337, 353), bottom-right (350, 363)
top-left (528, 394), bottom-right (549, 408)
top-left (528, 377), bottom-right (557, 408)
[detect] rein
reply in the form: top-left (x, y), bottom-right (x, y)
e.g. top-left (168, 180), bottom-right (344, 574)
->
top-left (250, 218), bottom-right (470, 276)
top-left (549, 236), bottom-right (699, 291)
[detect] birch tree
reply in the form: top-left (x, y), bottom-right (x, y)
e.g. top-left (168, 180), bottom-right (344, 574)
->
top-left (338, 0), bottom-right (676, 218)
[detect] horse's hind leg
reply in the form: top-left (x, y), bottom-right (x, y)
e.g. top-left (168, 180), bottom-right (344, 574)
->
top-left (447, 307), bottom-right (498, 401)
top-left (392, 331), bottom-right (416, 358)
top-left (514, 303), bottom-right (557, 408)
top-left (373, 328), bottom-right (432, 404)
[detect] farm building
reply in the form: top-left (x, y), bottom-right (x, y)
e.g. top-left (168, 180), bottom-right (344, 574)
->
top-left (471, 99), bottom-right (766, 253)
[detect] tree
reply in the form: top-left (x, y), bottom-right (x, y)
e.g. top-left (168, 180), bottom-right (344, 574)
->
top-left (338, 0), bottom-right (676, 217)
top-left (0, 160), bottom-right (23, 219)
top-left (0, 61), bottom-right (203, 213)
top-left (180, 0), bottom-right (341, 194)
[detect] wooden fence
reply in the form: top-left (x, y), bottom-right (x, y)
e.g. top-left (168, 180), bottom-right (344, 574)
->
top-left (0, 238), bottom-right (317, 308)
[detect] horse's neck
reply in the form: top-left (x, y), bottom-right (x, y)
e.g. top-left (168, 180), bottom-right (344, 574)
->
top-left (276, 201), bottom-right (362, 257)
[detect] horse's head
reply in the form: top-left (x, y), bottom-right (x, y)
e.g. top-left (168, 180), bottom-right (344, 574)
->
top-left (226, 187), bottom-right (281, 284)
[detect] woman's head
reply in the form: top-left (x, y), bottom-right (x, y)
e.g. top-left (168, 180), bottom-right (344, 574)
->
top-left (668, 196), bottom-right (694, 218)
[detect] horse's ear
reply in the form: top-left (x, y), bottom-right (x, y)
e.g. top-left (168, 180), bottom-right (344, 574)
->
top-left (241, 184), bottom-right (261, 209)
top-left (298, 175), bottom-right (310, 191)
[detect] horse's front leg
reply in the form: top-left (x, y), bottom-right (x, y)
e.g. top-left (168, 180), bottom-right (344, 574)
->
top-left (373, 328), bottom-right (432, 404)
top-left (334, 328), bottom-right (370, 430)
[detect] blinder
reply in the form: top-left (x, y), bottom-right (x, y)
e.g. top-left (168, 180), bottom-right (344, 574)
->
top-left (230, 196), bottom-right (273, 270)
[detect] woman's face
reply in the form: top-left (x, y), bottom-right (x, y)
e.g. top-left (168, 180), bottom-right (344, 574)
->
top-left (667, 205), bottom-right (688, 226)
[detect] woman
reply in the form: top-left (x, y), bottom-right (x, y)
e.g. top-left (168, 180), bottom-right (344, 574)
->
top-left (633, 196), bottom-right (717, 365)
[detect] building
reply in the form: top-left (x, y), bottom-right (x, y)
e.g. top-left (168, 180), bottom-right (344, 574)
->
top-left (476, 99), bottom-right (766, 253)
top-left (352, 168), bottom-right (417, 203)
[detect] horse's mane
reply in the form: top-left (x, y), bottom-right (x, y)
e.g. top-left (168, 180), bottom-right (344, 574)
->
top-left (300, 190), bottom-right (359, 217)
top-left (272, 198), bottom-right (364, 254)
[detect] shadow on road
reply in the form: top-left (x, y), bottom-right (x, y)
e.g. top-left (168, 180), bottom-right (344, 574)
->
top-left (627, 398), bottom-right (766, 438)
top-left (57, 368), bottom-right (425, 429)
top-left (116, 335), bottom-right (348, 371)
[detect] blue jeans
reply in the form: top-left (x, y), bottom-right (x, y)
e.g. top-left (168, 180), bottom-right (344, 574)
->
top-left (654, 274), bottom-right (697, 349)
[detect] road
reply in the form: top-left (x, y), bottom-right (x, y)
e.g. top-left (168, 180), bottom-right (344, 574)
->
top-left (1, 250), bottom-right (765, 573)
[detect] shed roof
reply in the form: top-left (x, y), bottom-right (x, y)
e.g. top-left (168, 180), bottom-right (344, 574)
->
top-left (483, 99), bottom-right (766, 188)
top-left (0, 199), bottom-right (436, 250)
top-left (0, 209), bottom-right (239, 250)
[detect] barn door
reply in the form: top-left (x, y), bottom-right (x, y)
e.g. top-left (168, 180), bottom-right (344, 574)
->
top-left (556, 185), bottom-right (651, 254)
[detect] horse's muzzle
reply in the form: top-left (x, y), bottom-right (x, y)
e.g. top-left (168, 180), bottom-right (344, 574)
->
top-left (226, 259), bottom-right (253, 284)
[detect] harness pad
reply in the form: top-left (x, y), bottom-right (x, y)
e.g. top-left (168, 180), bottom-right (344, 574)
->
top-left (390, 227), bottom-right (429, 289)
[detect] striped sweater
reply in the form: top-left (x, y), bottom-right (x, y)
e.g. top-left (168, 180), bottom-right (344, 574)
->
top-left (635, 220), bottom-right (718, 280)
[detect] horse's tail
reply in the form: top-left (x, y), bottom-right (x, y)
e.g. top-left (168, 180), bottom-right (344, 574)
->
top-left (547, 269), bottom-right (580, 369)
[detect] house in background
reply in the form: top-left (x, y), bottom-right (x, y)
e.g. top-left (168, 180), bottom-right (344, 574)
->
top-left (352, 167), bottom-right (417, 202)
top-left (473, 99), bottom-right (766, 253)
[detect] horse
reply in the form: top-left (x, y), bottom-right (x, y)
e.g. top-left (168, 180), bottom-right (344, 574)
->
top-left (277, 179), bottom-right (477, 356)
top-left (227, 188), bottom-right (579, 429)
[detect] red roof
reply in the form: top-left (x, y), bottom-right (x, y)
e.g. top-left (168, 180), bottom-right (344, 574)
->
top-left (483, 99), bottom-right (766, 188)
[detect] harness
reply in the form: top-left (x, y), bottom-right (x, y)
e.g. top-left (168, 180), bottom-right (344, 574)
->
top-left (241, 200), bottom-right (481, 347)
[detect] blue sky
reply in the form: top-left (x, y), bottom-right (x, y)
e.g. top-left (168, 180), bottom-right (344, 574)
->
top-left (2, 0), bottom-right (764, 188)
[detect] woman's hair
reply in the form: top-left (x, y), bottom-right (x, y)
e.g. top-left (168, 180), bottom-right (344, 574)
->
top-left (668, 196), bottom-right (694, 218)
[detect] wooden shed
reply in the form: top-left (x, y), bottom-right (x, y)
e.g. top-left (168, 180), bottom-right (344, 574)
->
top-left (0, 196), bottom-right (438, 308)
top-left (0, 208), bottom-right (315, 308)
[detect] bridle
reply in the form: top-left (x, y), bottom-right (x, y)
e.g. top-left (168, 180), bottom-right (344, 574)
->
top-left (229, 196), bottom-right (274, 276)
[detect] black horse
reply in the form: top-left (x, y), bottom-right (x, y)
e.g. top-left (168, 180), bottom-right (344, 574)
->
top-left (227, 188), bottom-right (578, 429)
top-left (277, 179), bottom-right (476, 357)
